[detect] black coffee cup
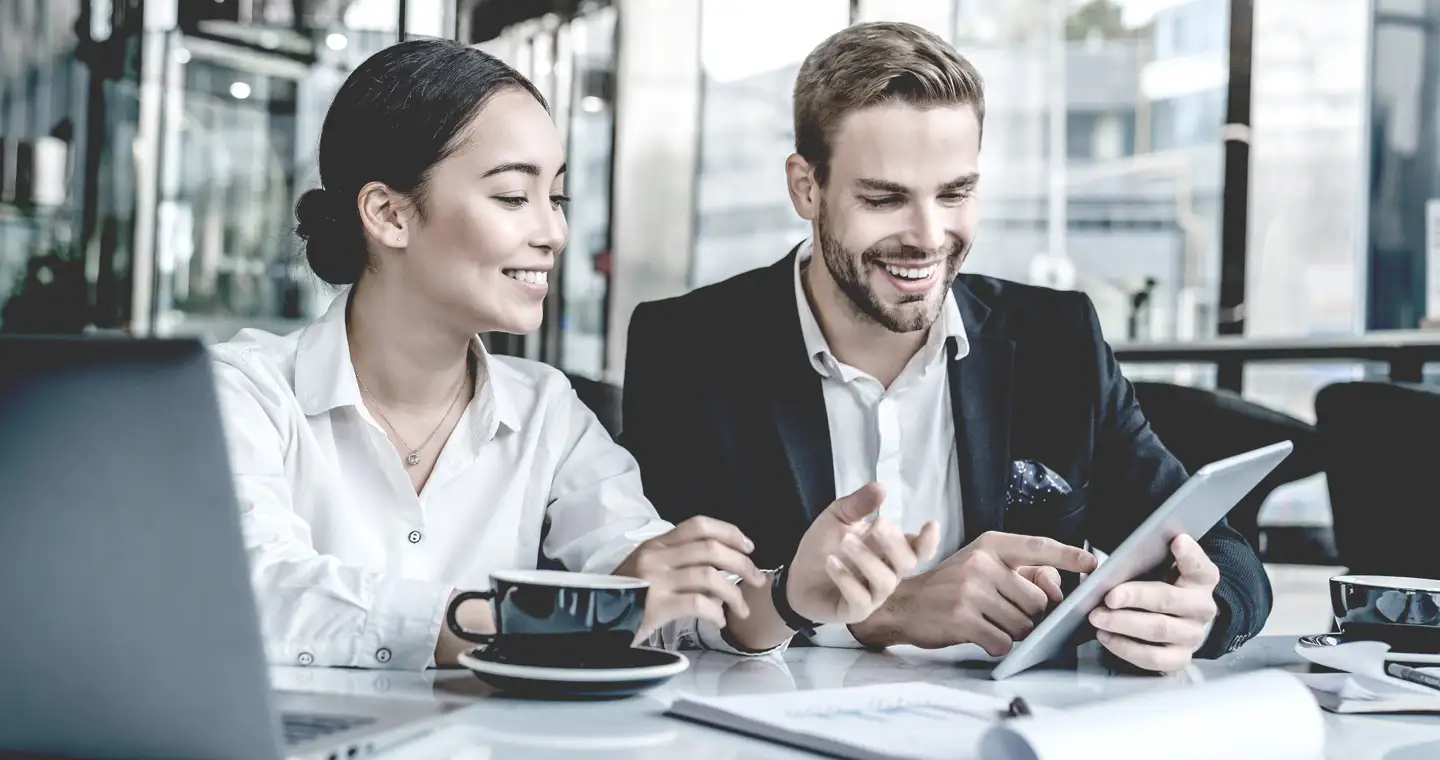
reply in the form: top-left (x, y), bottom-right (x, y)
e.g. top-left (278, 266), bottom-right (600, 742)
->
top-left (445, 570), bottom-right (649, 667)
top-left (1331, 574), bottom-right (1440, 654)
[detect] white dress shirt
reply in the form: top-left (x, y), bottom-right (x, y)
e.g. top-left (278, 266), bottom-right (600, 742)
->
top-left (211, 291), bottom-right (762, 670)
top-left (793, 243), bottom-right (969, 648)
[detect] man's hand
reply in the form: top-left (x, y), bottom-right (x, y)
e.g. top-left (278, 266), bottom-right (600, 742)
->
top-left (851, 532), bottom-right (1097, 654)
top-left (785, 483), bottom-right (942, 625)
top-left (613, 516), bottom-right (765, 642)
top-left (1089, 534), bottom-right (1220, 673)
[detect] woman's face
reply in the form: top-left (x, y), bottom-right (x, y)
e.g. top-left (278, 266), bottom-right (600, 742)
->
top-left (396, 88), bottom-right (567, 335)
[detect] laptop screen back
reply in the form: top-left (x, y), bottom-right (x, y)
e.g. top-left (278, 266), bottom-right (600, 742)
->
top-left (0, 336), bottom-right (284, 760)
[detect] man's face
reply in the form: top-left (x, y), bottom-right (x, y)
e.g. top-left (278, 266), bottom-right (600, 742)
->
top-left (810, 103), bottom-right (981, 333)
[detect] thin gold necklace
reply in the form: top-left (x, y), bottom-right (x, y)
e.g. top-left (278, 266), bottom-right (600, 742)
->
top-left (356, 368), bottom-right (468, 468)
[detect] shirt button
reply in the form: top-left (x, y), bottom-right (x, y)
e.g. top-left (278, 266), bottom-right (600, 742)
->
top-left (407, 530), bottom-right (422, 544)
top-left (375, 647), bottom-right (392, 664)
top-left (297, 652), bottom-right (314, 666)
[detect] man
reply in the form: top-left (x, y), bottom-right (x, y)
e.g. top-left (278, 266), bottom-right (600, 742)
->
top-left (622, 21), bottom-right (1270, 672)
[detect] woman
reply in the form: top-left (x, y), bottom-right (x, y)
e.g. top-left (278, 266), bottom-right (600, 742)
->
top-left (212, 39), bottom-right (939, 670)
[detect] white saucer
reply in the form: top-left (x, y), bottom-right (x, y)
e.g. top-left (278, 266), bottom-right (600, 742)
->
top-left (1298, 634), bottom-right (1440, 665)
top-left (457, 646), bottom-right (689, 699)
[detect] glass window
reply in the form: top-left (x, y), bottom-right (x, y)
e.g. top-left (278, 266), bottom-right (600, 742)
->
top-left (0, 0), bottom-right (96, 333)
top-left (1244, 0), bottom-right (1369, 417)
top-left (691, 0), bottom-right (851, 289)
top-left (558, 7), bottom-right (618, 379)
top-left (1368, 0), bottom-right (1439, 335)
top-left (151, 47), bottom-right (309, 339)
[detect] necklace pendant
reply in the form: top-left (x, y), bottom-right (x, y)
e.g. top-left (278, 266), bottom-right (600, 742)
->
top-left (406, 452), bottom-right (421, 467)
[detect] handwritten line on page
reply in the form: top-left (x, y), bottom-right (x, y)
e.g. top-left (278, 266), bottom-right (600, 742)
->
top-left (667, 671), bottom-right (1323, 760)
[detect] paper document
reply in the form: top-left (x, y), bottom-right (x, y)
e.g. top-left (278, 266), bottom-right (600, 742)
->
top-left (667, 670), bottom-right (1323, 760)
top-left (1294, 640), bottom-right (1440, 714)
top-left (982, 670), bottom-right (1324, 760)
top-left (668, 682), bottom-right (1008, 760)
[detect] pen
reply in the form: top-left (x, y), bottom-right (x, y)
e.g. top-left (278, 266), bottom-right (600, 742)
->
top-left (1005, 696), bottom-right (1033, 719)
top-left (1385, 662), bottom-right (1440, 693)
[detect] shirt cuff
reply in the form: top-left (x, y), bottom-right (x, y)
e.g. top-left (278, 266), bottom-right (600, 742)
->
top-left (806, 623), bottom-right (868, 649)
top-left (365, 577), bottom-right (453, 670)
top-left (696, 615), bottom-right (791, 656)
top-left (692, 573), bottom-right (791, 656)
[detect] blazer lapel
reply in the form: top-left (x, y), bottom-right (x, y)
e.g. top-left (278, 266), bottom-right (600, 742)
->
top-left (949, 280), bottom-right (1015, 538)
top-left (763, 248), bottom-right (836, 523)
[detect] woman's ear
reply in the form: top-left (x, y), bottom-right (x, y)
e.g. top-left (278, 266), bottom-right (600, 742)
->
top-left (357, 181), bottom-right (410, 249)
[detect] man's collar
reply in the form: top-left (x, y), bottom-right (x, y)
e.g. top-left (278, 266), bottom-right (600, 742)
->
top-left (293, 289), bottom-right (520, 439)
top-left (791, 239), bottom-right (970, 377)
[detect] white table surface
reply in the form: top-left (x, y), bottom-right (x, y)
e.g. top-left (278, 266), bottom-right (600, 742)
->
top-left (270, 636), bottom-right (1440, 760)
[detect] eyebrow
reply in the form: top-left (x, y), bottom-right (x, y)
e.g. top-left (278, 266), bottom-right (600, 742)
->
top-left (855, 173), bottom-right (980, 194)
top-left (481, 161), bottom-right (567, 179)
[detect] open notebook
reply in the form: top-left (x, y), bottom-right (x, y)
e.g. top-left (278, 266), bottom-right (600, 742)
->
top-left (666, 670), bottom-right (1323, 760)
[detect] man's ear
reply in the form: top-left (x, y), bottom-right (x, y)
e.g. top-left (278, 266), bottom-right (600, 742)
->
top-left (786, 154), bottom-right (820, 221)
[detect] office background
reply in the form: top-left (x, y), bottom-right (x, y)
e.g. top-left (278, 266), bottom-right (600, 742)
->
top-left (2, 0), bottom-right (1438, 626)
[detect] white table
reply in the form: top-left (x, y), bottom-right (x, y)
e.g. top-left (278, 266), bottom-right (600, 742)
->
top-left (270, 636), bottom-right (1440, 760)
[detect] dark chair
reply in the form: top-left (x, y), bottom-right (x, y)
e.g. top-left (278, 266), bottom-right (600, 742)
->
top-left (1132, 382), bottom-right (1323, 557)
top-left (1315, 382), bottom-right (1440, 579)
top-left (565, 372), bottom-right (624, 439)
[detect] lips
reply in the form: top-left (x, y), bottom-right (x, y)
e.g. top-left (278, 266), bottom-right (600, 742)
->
top-left (504, 269), bottom-right (549, 286)
top-left (871, 259), bottom-right (943, 295)
top-left (881, 262), bottom-right (939, 281)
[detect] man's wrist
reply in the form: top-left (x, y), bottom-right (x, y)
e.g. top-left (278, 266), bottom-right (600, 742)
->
top-left (847, 587), bottom-right (903, 649)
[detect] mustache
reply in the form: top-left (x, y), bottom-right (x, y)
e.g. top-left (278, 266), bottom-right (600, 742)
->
top-left (860, 242), bottom-right (964, 264)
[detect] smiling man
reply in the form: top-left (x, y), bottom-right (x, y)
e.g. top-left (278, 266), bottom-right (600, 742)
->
top-left (621, 22), bottom-right (1271, 672)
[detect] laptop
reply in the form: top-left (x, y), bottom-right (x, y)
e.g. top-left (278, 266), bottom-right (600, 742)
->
top-left (0, 336), bottom-right (462, 760)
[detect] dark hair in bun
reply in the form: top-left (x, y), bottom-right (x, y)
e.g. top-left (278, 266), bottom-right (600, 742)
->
top-left (295, 38), bottom-right (547, 286)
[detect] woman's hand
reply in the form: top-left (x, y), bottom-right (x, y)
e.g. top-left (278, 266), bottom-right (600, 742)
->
top-left (613, 516), bottom-right (764, 642)
top-left (785, 483), bottom-right (941, 625)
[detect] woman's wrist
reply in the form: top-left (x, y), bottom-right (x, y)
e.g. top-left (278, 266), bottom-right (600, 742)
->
top-left (434, 589), bottom-right (494, 666)
top-left (721, 572), bottom-right (796, 652)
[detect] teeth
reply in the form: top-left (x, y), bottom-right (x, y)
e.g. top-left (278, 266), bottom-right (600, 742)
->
top-left (883, 263), bottom-right (938, 280)
top-left (506, 270), bottom-right (548, 285)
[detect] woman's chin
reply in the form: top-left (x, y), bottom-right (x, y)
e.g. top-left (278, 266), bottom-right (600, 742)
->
top-left (482, 312), bottom-right (544, 337)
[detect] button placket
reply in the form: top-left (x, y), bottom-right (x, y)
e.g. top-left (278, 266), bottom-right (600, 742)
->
top-left (874, 396), bottom-right (904, 520)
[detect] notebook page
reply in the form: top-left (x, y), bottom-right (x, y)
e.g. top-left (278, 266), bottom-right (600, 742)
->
top-left (981, 670), bottom-right (1324, 760)
top-left (667, 682), bottom-right (1010, 760)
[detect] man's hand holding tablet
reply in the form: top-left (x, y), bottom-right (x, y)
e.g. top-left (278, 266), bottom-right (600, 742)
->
top-left (1090, 534), bottom-right (1222, 672)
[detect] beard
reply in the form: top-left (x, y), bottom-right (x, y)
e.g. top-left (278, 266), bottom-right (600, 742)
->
top-left (816, 198), bottom-right (967, 334)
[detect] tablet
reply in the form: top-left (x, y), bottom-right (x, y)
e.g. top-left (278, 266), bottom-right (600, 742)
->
top-left (989, 440), bottom-right (1293, 680)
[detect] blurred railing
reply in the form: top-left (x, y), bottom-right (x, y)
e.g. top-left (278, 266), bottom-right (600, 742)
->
top-left (1114, 331), bottom-right (1440, 393)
